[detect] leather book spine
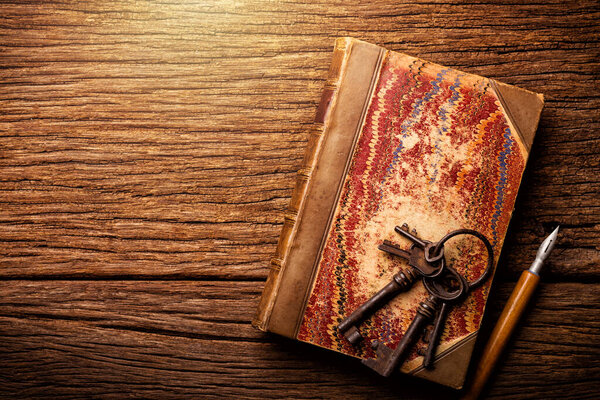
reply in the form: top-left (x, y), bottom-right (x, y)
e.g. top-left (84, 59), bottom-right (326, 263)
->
top-left (253, 38), bottom-right (353, 331)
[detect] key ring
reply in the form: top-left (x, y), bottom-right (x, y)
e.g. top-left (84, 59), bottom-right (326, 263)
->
top-left (430, 229), bottom-right (494, 290)
top-left (422, 265), bottom-right (466, 301)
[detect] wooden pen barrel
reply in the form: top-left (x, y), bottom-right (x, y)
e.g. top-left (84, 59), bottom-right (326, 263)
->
top-left (462, 270), bottom-right (540, 400)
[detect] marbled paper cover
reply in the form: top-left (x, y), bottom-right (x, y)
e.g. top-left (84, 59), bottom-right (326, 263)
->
top-left (297, 51), bottom-right (530, 372)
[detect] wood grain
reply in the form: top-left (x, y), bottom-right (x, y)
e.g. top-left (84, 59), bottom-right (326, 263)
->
top-left (0, 281), bottom-right (598, 399)
top-left (1, 0), bottom-right (599, 398)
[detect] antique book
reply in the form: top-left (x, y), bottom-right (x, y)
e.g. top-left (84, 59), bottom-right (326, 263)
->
top-left (253, 37), bottom-right (544, 389)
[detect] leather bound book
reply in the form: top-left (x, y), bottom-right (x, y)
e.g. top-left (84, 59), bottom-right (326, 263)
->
top-left (254, 37), bottom-right (544, 389)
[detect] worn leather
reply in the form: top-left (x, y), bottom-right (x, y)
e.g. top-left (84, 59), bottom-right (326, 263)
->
top-left (491, 79), bottom-right (544, 152)
top-left (267, 40), bottom-right (384, 338)
top-left (253, 37), bottom-right (358, 331)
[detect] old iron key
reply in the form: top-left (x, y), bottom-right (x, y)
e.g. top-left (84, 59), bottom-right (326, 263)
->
top-left (361, 228), bottom-right (494, 376)
top-left (421, 229), bottom-right (495, 369)
top-left (337, 224), bottom-right (445, 344)
top-left (389, 224), bottom-right (446, 278)
top-left (361, 266), bottom-right (466, 377)
top-left (421, 268), bottom-right (469, 369)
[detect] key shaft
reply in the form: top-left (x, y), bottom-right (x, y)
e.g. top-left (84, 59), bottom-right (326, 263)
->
top-left (338, 269), bottom-right (417, 344)
top-left (378, 240), bottom-right (412, 259)
top-left (423, 301), bottom-right (449, 369)
top-left (362, 295), bottom-right (438, 377)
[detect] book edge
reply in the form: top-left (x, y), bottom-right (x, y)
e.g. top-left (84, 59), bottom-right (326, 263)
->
top-left (411, 331), bottom-right (479, 389)
top-left (265, 39), bottom-right (386, 338)
top-left (252, 38), bottom-right (354, 332)
top-left (292, 46), bottom-right (388, 337)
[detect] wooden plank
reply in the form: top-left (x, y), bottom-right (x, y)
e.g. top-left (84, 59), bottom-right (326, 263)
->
top-left (0, 1), bottom-right (598, 398)
top-left (0, 1), bottom-right (598, 279)
top-left (0, 280), bottom-right (598, 399)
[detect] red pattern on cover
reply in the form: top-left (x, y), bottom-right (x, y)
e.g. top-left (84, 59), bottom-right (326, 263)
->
top-left (297, 53), bottom-right (525, 369)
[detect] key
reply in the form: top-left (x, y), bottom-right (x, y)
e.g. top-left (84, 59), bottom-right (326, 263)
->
top-left (421, 269), bottom-right (467, 368)
top-left (362, 266), bottom-right (466, 377)
top-left (338, 267), bottom-right (419, 344)
top-left (389, 224), bottom-right (445, 277)
top-left (419, 228), bottom-right (495, 369)
top-left (362, 295), bottom-right (439, 377)
top-left (358, 228), bottom-right (495, 376)
top-left (338, 224), bottom-right (444, 344)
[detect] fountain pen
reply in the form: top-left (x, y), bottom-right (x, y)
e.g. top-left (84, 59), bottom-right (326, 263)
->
top-left (462, 226), bottom-right (560, 399)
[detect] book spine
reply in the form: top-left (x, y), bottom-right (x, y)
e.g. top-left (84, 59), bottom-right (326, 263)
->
top-left (253, 38), bottom-right (353, 331)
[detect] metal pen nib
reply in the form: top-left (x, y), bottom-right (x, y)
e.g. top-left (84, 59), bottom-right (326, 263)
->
top-left (529, 226), bottom-right (560, 275)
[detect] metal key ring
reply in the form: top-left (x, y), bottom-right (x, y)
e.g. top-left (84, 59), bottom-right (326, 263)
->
top-left (422, 265), bottom-right (466, 301)
top-left (424, 243), bottom-right (444, 264)
top-left (431, 229), bottom-right (494, 290)
top-left (423, 252), bottom-right (446, 279)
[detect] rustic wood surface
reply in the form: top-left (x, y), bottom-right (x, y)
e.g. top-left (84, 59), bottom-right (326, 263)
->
top-left (1, 1), bottom-right (598, 399)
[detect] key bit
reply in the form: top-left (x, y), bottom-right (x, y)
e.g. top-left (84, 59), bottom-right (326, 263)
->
top-left (395, 224), bottom-right (428, 248)
top-left (421, 325), bottom-right (433, 344)
top-left (378, 240), bottom-right (442, 278)
top-left (397, 223), bottom-right (419, 239)
top-left (362, 296), bottom-right (438, 377)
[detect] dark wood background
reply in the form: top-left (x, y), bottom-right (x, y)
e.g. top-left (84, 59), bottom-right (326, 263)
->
top-left (1, 1), bottom-right (598, 398)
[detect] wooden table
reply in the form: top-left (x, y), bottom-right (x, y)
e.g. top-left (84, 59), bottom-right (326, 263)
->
top-left (1, 1), bottom-right (598, 398)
